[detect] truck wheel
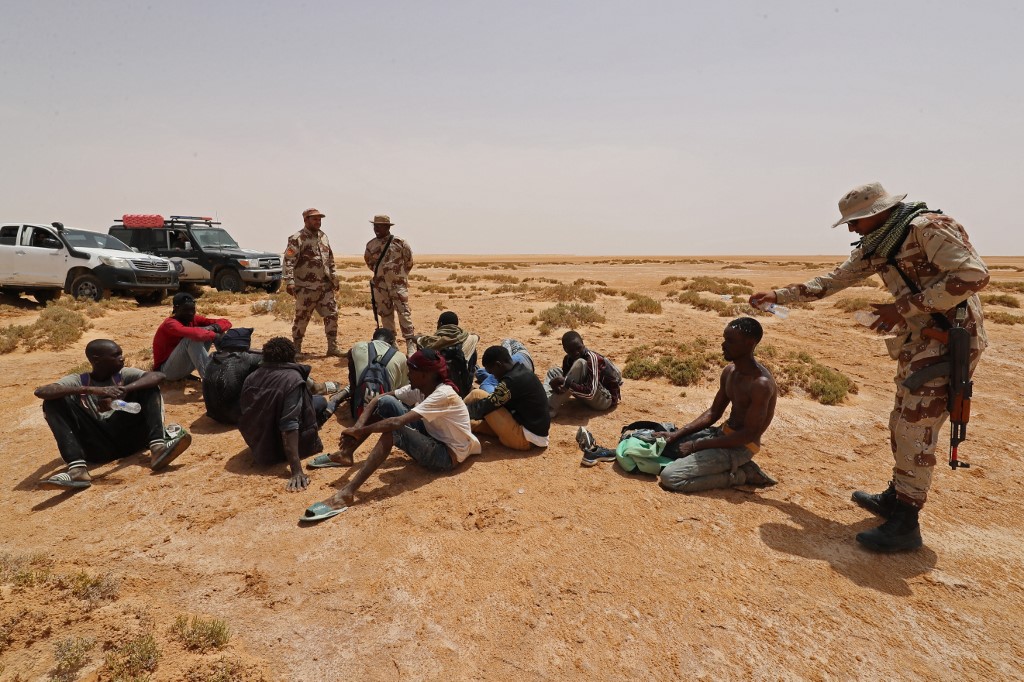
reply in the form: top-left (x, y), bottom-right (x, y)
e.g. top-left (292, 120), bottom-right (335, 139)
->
top-left (214, 269), bottom-right (243, 292)
top-left (33, 289), bottom-right (62, 305)
top-left (135, 289), bottom-right (167, 305)
top-left (70, 274), bottom-right (105, 301)
top-left (263, 280), bottom-right (281, 294)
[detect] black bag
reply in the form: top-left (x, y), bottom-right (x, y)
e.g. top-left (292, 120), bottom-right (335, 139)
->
top-left (439, 343), bottom-right (472, 398)
top-left (351, 343), bottom-right (399, 418)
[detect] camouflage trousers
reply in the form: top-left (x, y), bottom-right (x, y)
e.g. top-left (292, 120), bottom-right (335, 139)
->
top-left (889, 342), bottom-right (982, 506)
top-left (371, 281), bottom-right (415, 340)
top-left (292, 286), bottom-right (338, 347)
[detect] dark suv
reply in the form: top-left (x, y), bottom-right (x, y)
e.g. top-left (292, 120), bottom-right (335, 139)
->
top-left (109, 215), bottom-right (283, 292)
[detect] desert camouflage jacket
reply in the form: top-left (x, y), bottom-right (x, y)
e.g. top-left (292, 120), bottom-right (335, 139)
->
top-left (774, 213), bottom-right (989, 352)
top-left (364, 235), bottom-right (413, 285)
top-left (284, 228), bottom-right (337, 290)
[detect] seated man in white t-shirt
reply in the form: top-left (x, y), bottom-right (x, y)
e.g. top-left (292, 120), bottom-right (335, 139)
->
top-left (302, 348), bottom-right (481, 521)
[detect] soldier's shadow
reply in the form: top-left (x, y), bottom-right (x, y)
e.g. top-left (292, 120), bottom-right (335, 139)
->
top-left (729, 494), bottom-right (938, 597)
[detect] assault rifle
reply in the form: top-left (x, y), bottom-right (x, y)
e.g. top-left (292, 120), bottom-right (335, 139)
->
top-left (906, 305), bottom-right (973, 470)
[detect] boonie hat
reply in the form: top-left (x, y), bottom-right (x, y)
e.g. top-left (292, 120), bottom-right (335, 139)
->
top-left (215, 327), bottom-right (253, 351)
top-left (302, 208), bottom-right (326, 219)
top-left (831, 182), bottom-right (906, 228)
top-left (370, 214), bottom-right (394, 226)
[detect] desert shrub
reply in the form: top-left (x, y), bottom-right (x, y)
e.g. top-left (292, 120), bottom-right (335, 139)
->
top-left (833, 296), bottom-right (885, 312)
top-left (981, 293), bottom-right (1020, 308)
top-left (538, 283), bottom-right (598, 303)
top-left (989, 281), bottom-right (1024, 294)
top-left (336, 283), bottom-right (372, 309)
top-left (420, 284), bottom-right (456, 294)
top-left (595, 287), bottom-right (621, 297)
top-left (660, 276), bottom-right (687, 286)
top-left (434, 301), bottom-right (445, 310)
top-left (721, 264), bottom-right (748, 270)
top-left (573, 278), bottom-right (607, 286)
top-left (626, 295), bottom-right (662, 314)
top-left (987, 311), bottom-right (1024, 325)
top-left (538, 322), bottom-right (554, 336)
top-left (9, 304), bottom-right (94, 352)
top-left (197, 290), bottom-right (258, 305)
top-left (679, 276), bottom-right (754, 296)
top-left (677, 291), bottom-right (733, 315)
top-left (51, 636), bottom-right (95, 682)
top-left (407, 273), bottom-right (428, 281)
top-left (537, 304), bottom-right (605, 329)
top-left (104, 632), bottom-right (160, 680)
top-left (622, 340), bottom-right (720, 387)
top-left (171, 615), bottom-right (231, 652)
top-left (491, 282), bottom-right (534, 295)
top-left (53, 571), bottom-right (120, 605)
top-left (760, 351), bottom-right (856, 405)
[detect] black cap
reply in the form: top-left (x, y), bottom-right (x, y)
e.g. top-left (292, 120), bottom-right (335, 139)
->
top-left (172, 292), bottom-right (196, 308)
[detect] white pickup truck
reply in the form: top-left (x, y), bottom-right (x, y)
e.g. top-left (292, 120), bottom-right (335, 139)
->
top-left (0, 222), bottom-right (179, 304)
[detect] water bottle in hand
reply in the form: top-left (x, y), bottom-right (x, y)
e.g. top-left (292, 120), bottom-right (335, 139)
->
top-left (110, 399), bottom-right (142, 414)
top-left (755, 301), bottom-right (790, 319)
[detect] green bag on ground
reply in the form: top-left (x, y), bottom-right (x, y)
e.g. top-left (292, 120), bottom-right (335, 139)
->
top-left (616, 435), bottom-right (673, 475)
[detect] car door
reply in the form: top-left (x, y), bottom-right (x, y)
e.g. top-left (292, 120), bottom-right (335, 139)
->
top-left (18, 225), bottom-right (69, 286)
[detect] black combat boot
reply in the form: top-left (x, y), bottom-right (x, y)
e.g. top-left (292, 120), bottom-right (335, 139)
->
top-left (851, 481), bottom-right (897, 519)
top-left (855, 500), bottom-right (923, 552)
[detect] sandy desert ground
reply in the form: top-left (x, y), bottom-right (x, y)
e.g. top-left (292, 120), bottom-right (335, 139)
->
top-left (1, 255), bottom-right (1023, 681)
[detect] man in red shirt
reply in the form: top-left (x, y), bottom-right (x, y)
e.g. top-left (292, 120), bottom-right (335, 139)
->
top-left (152, 292), bottom-right (232, 381)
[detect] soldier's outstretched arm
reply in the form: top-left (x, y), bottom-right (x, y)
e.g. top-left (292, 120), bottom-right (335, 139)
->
top-left (773, 252), bottom-right (874, 305)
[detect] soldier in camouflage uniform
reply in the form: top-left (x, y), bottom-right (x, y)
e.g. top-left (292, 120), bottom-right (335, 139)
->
top-left (364, 214), bottom-right (416, 354)
top-left (751, 182), bottom-right (989, 553)
top-left (284, 208), bottom-right (342, 357)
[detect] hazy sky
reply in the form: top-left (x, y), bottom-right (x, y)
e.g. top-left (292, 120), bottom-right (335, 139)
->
top-left (3, 1), bottom-right (1021, 256)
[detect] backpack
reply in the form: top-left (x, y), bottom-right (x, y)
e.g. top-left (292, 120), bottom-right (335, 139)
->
top-left (439, 343), bottom-right (473, 398)
top-left (351, 342), bottom-right (399, 418)
top-left (614, 420), bottom-right (677, 474)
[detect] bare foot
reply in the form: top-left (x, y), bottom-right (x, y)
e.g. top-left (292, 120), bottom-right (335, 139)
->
top-left (326, 450), bottom-right (354, 467)
top-left (324, 490), bottom-right (354, 509)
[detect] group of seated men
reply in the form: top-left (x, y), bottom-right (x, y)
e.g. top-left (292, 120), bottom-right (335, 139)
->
top-left (35, 293), bottom-right (776, 524)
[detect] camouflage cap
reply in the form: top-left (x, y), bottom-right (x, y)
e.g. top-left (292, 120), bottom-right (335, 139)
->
top-left (831, 182), bottom-right (906, 228)
top-left (302, 208), bottom-right (326, 219)
top-left (370, 214), bottom-right (394, 226)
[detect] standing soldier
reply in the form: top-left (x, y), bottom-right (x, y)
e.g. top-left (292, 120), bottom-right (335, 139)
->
top-left (284, 208), bottom-right (342, 358)
top-left (750, 182), bottom-right (989, 553)
top-left (364, 214), bottom-right (416, 354)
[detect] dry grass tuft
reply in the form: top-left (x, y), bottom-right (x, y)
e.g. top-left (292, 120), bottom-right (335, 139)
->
top-left (832, 296), bottom-right (885, 313)
top-left (987, 311), bottom-right (1024, 325)
top-left (660, 276), bottom-right (687, 286)
top-left (51, 636), bottom-right (95, 682)
top-left (171, 615), bottom-right (231, 652)
top-left (537, 283), bottom-right (598, 303)
top-left (104, 632), bottom-right (160, 680)
top-left (758, 345), bottom-right (857, 405)
top-left (981, 293), bottom-right (1020, 308)
top-left (622, 339), bottom-right (722, 386)
top-left (679, 276), bottom-right (754, 296)
top-left (989, 281), bottom-right (1024, 294)
top-left (52, 571), bottom-right (120, 605)
top-left (537, 304), bottom-right (605, 329)
top-left (625, 295), bottom-right (663, 314)
top-left (0, 303), bottom-right (93, 354)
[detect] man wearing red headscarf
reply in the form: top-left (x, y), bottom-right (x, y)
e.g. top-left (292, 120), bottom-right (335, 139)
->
top-left (301, 348), bottom-right (481, 522)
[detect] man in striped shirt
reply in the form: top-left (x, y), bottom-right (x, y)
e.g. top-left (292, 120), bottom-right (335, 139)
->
top-left (544, 331), bottom-right (622, 417)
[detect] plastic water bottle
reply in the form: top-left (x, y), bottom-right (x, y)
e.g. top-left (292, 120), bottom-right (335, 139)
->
top-left (110, 399), bottom-right (142, 414)
top-left (755, 301), bottom-right (790, 319)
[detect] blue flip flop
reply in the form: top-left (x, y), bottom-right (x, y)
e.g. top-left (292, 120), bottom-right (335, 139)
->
top-left (301, 502), bottom-right (347, 523)
top-left (308, 454), bottom-right (346, 469)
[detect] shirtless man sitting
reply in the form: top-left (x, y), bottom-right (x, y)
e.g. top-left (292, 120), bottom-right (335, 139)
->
top-left (657, 317), bottom-right (778, 492)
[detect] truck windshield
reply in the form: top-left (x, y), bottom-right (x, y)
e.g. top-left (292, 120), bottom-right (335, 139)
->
top-left (190, 228), bottom-right (240, 249)
top-left (63, 228), bottom-right (132, 252)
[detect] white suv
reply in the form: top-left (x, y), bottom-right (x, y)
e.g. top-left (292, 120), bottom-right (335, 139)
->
top-left (0, 222), bottom-right (179, 304)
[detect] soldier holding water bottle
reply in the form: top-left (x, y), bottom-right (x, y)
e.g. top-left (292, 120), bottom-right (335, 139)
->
top-left (750, 182), bottom-right (989, 553)
top-left (33, 339), bottom-right (192, 491)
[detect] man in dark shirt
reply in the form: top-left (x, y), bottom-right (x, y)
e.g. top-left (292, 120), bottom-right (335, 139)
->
top-left (464, 345), bottom-right (550, 450)
top-left (238, 337), bottom-right (343, 491)
top-left (203, 328), bottom-right (262, 424)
